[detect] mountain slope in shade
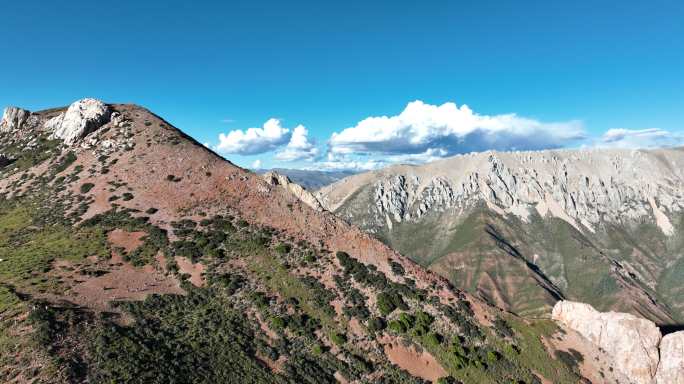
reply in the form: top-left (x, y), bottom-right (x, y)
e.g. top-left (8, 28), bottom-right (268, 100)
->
top-left (316, 148), bottom-right (684, 323)
top-left (0, 99), bottom-right (625, 383)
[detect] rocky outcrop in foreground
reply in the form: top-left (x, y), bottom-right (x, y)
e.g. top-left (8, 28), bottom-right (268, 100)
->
top-left (552, 300), bottom-right (684, 384)
top-left (658, 332), bottom-right (684, 384)
top-left (0, 106), bottom-right (31, 132)
top-left (45, 98), bottom-right (111, 145)
top-left (1, 98), bottom-right (112, 146)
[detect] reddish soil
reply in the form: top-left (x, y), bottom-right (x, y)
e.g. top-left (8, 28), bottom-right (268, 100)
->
top-left (52, 256), bottom-right (182, 313)
top-left (380, 335), bottom-right (448, 382)
top-left (107, 229), bottom-right (146, 253)
top-left (174, 256), bottom-right (205, 287)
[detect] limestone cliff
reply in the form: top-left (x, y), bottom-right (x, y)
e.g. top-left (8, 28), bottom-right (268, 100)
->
top-left (553, 300), bottom-right (684, 384)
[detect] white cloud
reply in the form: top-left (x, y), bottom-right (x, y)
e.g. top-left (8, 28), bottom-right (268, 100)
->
top-left (216, 118), bottom-right (291, 155)
top-left (329, 100), bottom-right (585, 156)
top-left (251, 159), bottom-right (262, 169)
top-left (596, 128), bottom-right (684, 149)
top-left (275, 125), bottom-right (320, 161)
top-left (387, 148), bottom-right (449, 164)
top-left (316, 159), bottom-right (387, 172)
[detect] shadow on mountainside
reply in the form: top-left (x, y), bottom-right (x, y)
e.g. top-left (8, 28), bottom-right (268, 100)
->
top-left (659, 324), bottom-right (684, 336)
top-left (485, 223), bottom-right (565, 301)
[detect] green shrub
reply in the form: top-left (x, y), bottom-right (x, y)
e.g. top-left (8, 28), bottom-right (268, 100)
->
top-left (330, 332), bottom-right (347, 346)
top-left (390, 261), bottom-right (405, 276)
top-left (376, 291), bottom-right (407, 316)
top-left (424, 332), bottom-right (442, 348)
top-left (555, 349), bottom-right (583, 372)
top-left (436, 376), bottom-right (460, 384)
top-left (274, 243), bottom-right (292, 254)
top-left (270, 316), bottom-right (286, 330)
top-left (487, 350), bottom-right (500, 362)
top-left (54, 151), bottom-right (77, 174)
top-left (388, 320), bottom-right (407, 333)
top-left (80, 183), bottom-right (95, 193)
top-left (367, 317), bottom-right (386, 332)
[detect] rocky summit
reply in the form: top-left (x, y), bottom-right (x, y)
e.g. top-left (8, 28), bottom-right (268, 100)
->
top-left (45, 98), bottom-right (112, 145)
top-left (316, 148), bottom-right (684, 323)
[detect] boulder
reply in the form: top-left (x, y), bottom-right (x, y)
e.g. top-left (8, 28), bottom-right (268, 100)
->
top-left (552, 301), bottom-right (661, 384)
top-left (45, 98), bottom-right (111, 145)
top-left (1, 106), bottom-right (31, 132)
top-left (656, 331), bottom-right (684, 384)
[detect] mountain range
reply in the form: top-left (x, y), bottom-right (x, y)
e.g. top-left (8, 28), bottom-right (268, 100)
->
top-left (0, 99), bottom-right (682, 384)
top-left (316, 148), bottom-right (684, 324)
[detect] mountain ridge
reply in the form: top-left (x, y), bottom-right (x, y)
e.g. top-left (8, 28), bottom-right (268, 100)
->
top-left (316, 146), bottom-right (684, 323)
top-left (0, 98), bottom-right (604, 384)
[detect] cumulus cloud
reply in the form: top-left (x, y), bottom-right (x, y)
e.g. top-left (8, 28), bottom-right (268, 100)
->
top-left (215, 118), bottom-right (320, 161)
top-left (251, 159), bottom-right (262, 169)
top-left (216, 118), bottom-right (291, 155)
top-left (596, 128), bottom-right (684, 149)
top-left (329, 100), bottom-right (585, 156)
top-left (275, 125), bottom-right (320, 161)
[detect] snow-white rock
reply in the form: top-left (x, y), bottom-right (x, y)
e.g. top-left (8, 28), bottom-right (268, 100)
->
top-left (1, 106), bottom-right (31, 132)
top-left (656, 331), bottom-right (684, 384)
top-left (45, 98), bottom-right (111, 145)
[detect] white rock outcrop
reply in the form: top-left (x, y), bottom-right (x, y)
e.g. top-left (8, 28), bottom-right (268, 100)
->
top-left (553, 300), bottom-right (684, 384)
top-left (263, 171), bottom-right (324, 211)
top-left (45, 98), bottom-right (111, 145)
top-left (317, 149), bottom-right (684, 235)
top-left (656, 331), bottom-right (684, 384)
top-left (1, 106), bottom-right (31, 132)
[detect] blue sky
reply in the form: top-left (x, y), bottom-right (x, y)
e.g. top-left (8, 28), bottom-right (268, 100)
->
top-left (1, 0), bottom-right (683, 170)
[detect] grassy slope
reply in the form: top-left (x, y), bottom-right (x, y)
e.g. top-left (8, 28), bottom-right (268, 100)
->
top-left (336, 183), bottom-right (684, 322)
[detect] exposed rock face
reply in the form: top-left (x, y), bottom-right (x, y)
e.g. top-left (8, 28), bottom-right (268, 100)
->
top-left (656, 331), bottom-right (684, 384)
top-left (45, 98), bottom-right (111, 144)
top-left (316, 148), bottom-right (684, 324)
top-left (318, 149), bottom-right (684, 235)
top-left (552, 300), bottom-right (675, 384)
top-left (1, 107), bottom-right (31, 132)
top-left (262, 171), bottom-right (324, 211)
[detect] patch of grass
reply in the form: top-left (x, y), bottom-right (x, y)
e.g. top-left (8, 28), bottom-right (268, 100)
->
top-left (0, 203), bottom-right (108, 294)
top-left (247, 247), bottom-right (338, 333)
